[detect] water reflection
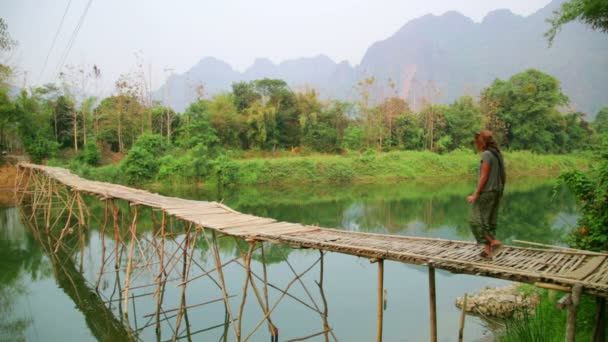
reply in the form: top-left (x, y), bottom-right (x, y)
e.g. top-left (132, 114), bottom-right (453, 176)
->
top-left (0, 177), bottom-right (578, 341)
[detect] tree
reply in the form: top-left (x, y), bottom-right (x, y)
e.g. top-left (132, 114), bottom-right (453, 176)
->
top-left (443, 96), bottom-right (482, 150)
top-left (419, 104), bottom-right (448, 152)
top-left (593, 107), bottom-right (608, 135)
top-left (53, 95), bottom-right (77, 149)
top-left (232, 81), bottom-right (260, 112)
top-left (482, 69), bottom-right (569, 152)
top-left (559, 138), bottom-right (608, 251)
top-left (546, 0), bottom-right (608, 44)
top-left (0, 18), bottom-right (17, 87)
top-left (207, 94), bottom-right (242, 148)
top-left (95, 95), bottom-right (143, 152)
top-left (375, 97), bottom-right (411, 149)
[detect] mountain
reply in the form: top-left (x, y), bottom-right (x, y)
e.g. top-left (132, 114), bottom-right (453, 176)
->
top-left (155, 0), bottom-right (608, 117)
top-left (155, 55), bottom-right (356, 112)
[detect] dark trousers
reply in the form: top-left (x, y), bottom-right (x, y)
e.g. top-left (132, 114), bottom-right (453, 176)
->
top-left (469, 191), bottom-right (502, 244)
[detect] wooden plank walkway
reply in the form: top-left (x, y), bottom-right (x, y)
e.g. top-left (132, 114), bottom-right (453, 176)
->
top-left (18, 163), bottom-right (608, 298)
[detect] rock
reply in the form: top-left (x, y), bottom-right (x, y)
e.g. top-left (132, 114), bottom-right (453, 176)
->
top-left (455, 284), bottom-right (539, 318)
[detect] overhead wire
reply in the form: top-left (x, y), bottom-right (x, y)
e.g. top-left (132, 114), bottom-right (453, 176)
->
top-left (37, 0), bottom-right (73, 84)
top-left (54, 0), bottom-right (94, 77)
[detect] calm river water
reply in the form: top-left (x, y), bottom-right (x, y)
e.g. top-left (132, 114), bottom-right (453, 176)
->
top-left (0, 177), bottom-right (577, 341)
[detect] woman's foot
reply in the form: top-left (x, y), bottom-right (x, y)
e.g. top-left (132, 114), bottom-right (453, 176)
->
top-left (479, 250), bottom-right (493, 260)
top-left (491, 240), bottom-right (502, 248)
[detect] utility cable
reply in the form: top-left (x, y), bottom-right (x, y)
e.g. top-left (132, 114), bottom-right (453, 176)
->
top-left (37, 0), bottom-right (73, 84)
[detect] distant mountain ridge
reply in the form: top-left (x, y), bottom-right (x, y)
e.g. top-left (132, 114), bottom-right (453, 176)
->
top-left (155, 0), bottom-right (608, 117)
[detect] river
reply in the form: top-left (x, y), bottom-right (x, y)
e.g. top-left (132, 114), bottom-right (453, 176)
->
top-left (0, 176), bottom-right (577, 341)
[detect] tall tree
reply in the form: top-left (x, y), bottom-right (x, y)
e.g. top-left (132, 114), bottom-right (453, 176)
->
top-left (443, 96), bottom-right (482, 150)
top-left (546, 0), bottom-right (608, 44)
top-left (482, 69), bottom-right (569, 152)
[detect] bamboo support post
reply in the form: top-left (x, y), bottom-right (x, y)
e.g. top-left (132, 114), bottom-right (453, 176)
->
top-left (244, 257), bottom-right (322, 341)
top-left (96, 199), bottom-right (110, 290)
top-left (458, 294), bottom-right (467, 342)
top-left (377, 259), bottom-right (384, 342)
top-left (429, 266), bottom-right (437, 342)
top-left (593, 297), bottom-right (606, 342)
top-left (123, 206), bottom-right (139, 318)
top-left (237, 241), bottom-right (256, 340)
top-left (317, 250), bottom-right (330, 342)
top-left (156, 211), bottom-right (167, 336)
top-left (173, 229), bottom-right (190, 341)
top-left (560, 282), bottom-right (582, 342)
top-left (261, 243), bottom-right (278, 340)
top-left (203, 229), bottom-right (239, 341)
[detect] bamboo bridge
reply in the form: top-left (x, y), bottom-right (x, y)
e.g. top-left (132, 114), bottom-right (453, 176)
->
top-left (14, 163), bottom-right (608, 342)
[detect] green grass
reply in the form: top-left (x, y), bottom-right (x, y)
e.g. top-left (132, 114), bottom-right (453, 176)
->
top-left (222, 150), bottom-right (591, 186)
top-left (498, 287), bottom-right (602, 342)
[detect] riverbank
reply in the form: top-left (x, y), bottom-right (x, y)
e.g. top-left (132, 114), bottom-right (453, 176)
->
top-left (213, 150), bottom-right (590, 186)
top-left (40, 149), bottom-right (592, 189)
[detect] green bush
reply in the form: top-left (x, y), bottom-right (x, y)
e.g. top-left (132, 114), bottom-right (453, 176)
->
top-left (78, 140), bottom-right (101, 166)
top-left (26, 136), bottom-right (59, 163)
top-left (121, 146), bottom-right (158, 185)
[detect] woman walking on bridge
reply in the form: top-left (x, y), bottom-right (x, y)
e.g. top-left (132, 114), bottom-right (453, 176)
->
top-left (467, 130), bottom-right (506, 259)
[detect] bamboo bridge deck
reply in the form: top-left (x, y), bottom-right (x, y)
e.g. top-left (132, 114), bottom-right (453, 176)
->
top-left (16, 163), bottom-right (608, 299)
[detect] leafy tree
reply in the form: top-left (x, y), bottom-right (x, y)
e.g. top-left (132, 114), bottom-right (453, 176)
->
top-left (78, 140), bottom-right (101, 166)
top-left (232, 81), bottom-right (260, 112)
top-left (14, 90), bottom-right (58, 162)
top-left (177, 100), bottom-right (219, 150)
top-left (482, 69), bottom-right (569, 152)
top-left (558, 138), bottom-right (608, 251)
top-left (593, 107), bottom-right (608, 135)
top-left (394, 113), bottom-right (424, 150)
top-left (53, 95), bottom-right (78, 149)
top-left (342, 126), bottom-right (364, 151)
top-left (562, 112), bottom-right (593, 151)
top-left (120, 134), bottom-right (166, 184)
top-left (546, 0), bottom-right (608, 44)
top-left (443, 96), bottom-right (483, 150)
top-left (0, 87), bottom-right (16, 153)
top-left (419, 104), bottom-right (448, 152)
top-left (375, 97), bottom-right (411, 149)
top-left (95, 95), bottom-right (143, 152)
top-left (207, 94), bottom-right (242, 148)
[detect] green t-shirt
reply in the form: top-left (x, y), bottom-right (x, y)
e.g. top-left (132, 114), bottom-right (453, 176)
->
top-left (480, 149), bottom-right (505, 192)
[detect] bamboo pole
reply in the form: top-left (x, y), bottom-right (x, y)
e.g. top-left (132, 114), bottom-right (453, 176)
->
top-left (244, 257), bottom-right (322, 341)
top-left (123, 206), bottom-right (139, 318)
top-left (377, 259), bottom-right (384, 342)
top-left (458, 294), bottom-right (467, 342)
top-left (260, 244), bottom-right (278, 341)
top-left (155, 211), bottom-right (167, 336)
top-left (429, 266), bottom-right (437, 342)
top-left (317, 251), bottom-right (330, 342)
top-left (593, 297), bottom-right (606, 342)
top-left (565, 283), bottom-right (583, 342)
top-left (202, 229), bottom-right (239, 341)
top-left (97, 199), bottom-right (110, 290)
top-left (237, 241), bottom-right (256, 339)
top-left (173, 225), bottom-right (193, 342)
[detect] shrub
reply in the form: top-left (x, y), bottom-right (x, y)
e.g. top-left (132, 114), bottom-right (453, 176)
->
top-left (79, 140), bottom-right (101, 166)
top-left (26, 137), bottom-right (59, 163)
top-left (121, 146), bottom-right (158, 185)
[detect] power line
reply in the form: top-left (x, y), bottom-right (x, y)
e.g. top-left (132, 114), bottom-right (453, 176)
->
top-left (54, 0), bottom-right (94, 77)
top-left (37, 0), bottom-right (73, 84)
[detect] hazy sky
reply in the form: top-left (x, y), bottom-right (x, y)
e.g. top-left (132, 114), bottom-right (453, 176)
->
top-left (2, 0), bottom-right (553, 92)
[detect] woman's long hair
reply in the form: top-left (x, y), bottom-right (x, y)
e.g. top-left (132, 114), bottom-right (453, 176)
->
top-left (475, 130), bottom-right (500, 152)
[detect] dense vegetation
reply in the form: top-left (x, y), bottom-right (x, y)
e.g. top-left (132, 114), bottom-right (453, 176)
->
top-left (0, 68), bottom-right (603, 185)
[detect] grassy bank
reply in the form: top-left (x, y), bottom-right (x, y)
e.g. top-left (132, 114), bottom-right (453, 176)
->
top-left (216, 150), bottom-right (591, 186)
top-left (498, 286), bottom-right (601, 341)
top-left (53, 149), bottom-right (591, 188)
